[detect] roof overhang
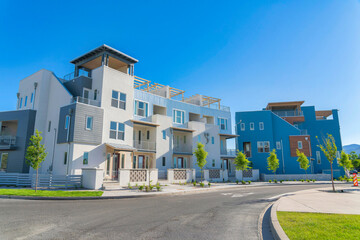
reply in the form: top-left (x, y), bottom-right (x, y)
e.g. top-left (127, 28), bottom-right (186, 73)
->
top-left (131, 119), bottom-right (160, 127)
top-left (315, 110), bottom-right (333, 117)
top-left (106, 143), bottom-right (136, 152)
top-left (219, 133), bottom-right (239, 139)
top-left (266, 101), bottom-right (304, 110)
top-left (70, 44), bottom-right (138, 65)
top-left (171, 127), bottom-right (195, 133)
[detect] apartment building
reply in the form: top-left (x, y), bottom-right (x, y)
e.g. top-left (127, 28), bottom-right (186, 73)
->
top-left (0, 45), bottom-right (237, 179)
top-left (235, 101), bottom-right (344, 178)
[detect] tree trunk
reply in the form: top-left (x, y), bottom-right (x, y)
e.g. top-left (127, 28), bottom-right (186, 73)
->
top-left (35, 168), bottom-right (38, 192)
top-left (305, 169), bottom-right (307, 180)
top-left (201, 169), bottom-right (203, 183)
top-left (331, 162), bottom-right (335, 192)
top-left (241, 170), bottom-right (243, 181)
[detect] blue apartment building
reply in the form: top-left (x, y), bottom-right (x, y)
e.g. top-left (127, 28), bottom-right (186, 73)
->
top-left (235, 101), bottom-right (344, 178)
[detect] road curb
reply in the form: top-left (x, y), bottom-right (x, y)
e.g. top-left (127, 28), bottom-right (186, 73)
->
top-left (270, 200), bottom-right (289, 240)
top-left (0, 184), bottom-right (267, 201)
top-left (258, 202), bottom-right (273, 240)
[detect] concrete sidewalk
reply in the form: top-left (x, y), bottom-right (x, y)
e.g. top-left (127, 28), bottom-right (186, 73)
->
top-left (277, 185), bottom-right (360, 214)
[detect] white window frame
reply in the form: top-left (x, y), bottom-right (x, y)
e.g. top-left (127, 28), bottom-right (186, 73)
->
top-left (298, 141), bottom-right (303, 149)
top-left (259, 122), bottom-right (264, 130)
top-left (83, 152), bottom-right (89, 165)
top-left (218, 117), bottom-right (228, 130)
top-left (83, 88), bottom-right (90, 99)
top-left (109, 121), bottom-right (125, 140)
top-left (65, 115), bottom-right (70, 130)
top-left (85, 116), bottom-right (93, 130)
top-left (257, 141), bottom-right (264, 153)
top-left (135, 100), bottom-right (149, 117)
top-left (316, 151), bottom-right (321, 164)
top-left (276, 141), bottom-right (281, 150)
top-left (111, 90), bottom-right (126, 110)
top-left (173, 109), bottom-right (185, 124)
top-left (240, 123), bottom-right (245, 131)
top-left (258, 141), bottom-right (270, 153)
top-left (250, 122), bottom-right (254, 131)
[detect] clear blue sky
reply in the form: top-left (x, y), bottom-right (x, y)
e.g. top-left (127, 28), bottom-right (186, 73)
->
top-left (1, 0), bottom-right (359, 146)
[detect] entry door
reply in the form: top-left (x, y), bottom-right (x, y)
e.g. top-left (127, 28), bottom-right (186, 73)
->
top-left (177, 157), bottom-right (183, 168)
top-left (138, 155), bottom-right (145, 169)
top-left (223, 159), bottom-right (228, 170)
top-left (113, 154), bottom-right (120, 179)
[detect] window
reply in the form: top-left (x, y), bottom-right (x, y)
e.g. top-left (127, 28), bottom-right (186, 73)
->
top-left (173, 109), bottom-right (185, 124)
top-left (63, 152), bottom-right (68, 165)
top-left (31, 93), bottom-right (34, 103)
top-left (198, 135), bottom-right (201, 142)
top-left (111, 90), bottom-right (126, 110)
top-left (65, 115), bottom-right (70, 129)
top-left (212, 159), bottom-right (215, 167)
top-left (257, 141), bottom-right (270, 153)
top-left (83, 152), bottom-right (89, 165)
top-left (250, 122), bottom-right (254, 130)
top-left (276, 141), bottom-right (281, 150)
top-left (48, 121), bottom-right (51, 132)
top-left (298, 141), bottom-right (303, 149)
top-left (240, 123), bottom-right (245, 131)
top-left (24, 96), bottom-right (28, 107)
top-left (218, 118), bottom-right (228, 130)
top-left (19, 98), bottom-right (23, 108)
top-left (173, 157), bottom-right (177, 168)
top-left (0, 153), bottom-right (8, 171)
top-left (316, 151), bottom-right (321, 164)
top-left (121, 154), bottom-right (125, 169)
top-left (135, 100), bottom-right (148, 117)
top-left (162, 130), bottom-right (166, 139)
top-left (147, 130), bottom-right (150, 140)
top-left (83, 88), bottom-right (90, 99)
top-left (94, 90), bottom-right (98, 100)
top-left (211, 137), bottom-right (214, 144)
top-left (336, 151), bottom-right (340, 159)
top-left (86, 116), bottom-right (93, 130)
top-left (243, 142), bottom-right (251, 158)
top-left (259, 122), bottom-right (264, 130)
top-left (162, 157), bottom-right (166, 166)
top-left (109, 121), bottom-right (125, 140)
top-left (133, 156), bottom-right (137, 168)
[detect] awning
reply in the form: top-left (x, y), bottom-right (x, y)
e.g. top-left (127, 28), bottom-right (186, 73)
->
top-left (171, 127), bottom-right (195, 133)
top-left (219, 133), bottom-right (239, 139)
top-left (131, 119), bottom-right (160, 127)
top-left (106, 143), bottom-right (136, 152)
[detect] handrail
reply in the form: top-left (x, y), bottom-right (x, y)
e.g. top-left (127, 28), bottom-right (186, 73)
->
top-left (72, 96), bottom-right (101, 107)
top-left (272, 110), bottom-right (303, 117)
top-left (133, 140), bottom-right (156, 151)
top-left (0, 136), bottom-right (16, 148)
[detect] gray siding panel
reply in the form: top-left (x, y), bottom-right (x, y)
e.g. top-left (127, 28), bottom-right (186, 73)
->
top-left (63, 76), bottom-right (92, 97)
top-left (0, 109), bottom-right (36, 173)
top-left (57, 103), bottom-right (103, 145)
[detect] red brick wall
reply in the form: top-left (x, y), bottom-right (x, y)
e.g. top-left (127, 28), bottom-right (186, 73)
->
top-left (289, 135), bottom-right (311, 157)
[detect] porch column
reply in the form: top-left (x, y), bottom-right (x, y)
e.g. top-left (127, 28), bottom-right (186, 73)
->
top-left (131, 151), bottom-right (134, 169)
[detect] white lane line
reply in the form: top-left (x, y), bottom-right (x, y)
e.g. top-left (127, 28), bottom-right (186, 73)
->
top-left (221, 193), bottom-right (233, 196)
top-left (267, 192), bottom-right (295, 200)
top-left (231, 192), bottom-right (253, 198)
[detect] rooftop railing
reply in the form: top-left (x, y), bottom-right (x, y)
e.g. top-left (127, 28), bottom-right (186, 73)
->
top-left (272, 110), bottom-right (303, 117)
top-left (63, 70), bottom-right (91, 81)
top-left (72, 96), bottom-right (101, 107)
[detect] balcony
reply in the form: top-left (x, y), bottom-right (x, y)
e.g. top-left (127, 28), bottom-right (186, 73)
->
top-left (221, 149), bottom-right (236, 157)
top-left (133, 140), bottom-right (156, 152)
top-left (0, 136), bottom-right (16, 150)
top-left (63, 70), bottom-right (91, 81)
top-left (72, 96), bottom-right (100, 107)
top-left (173, 144), bottom-right (193, 154)
top-left (273, 110), bottom-right (303, 117)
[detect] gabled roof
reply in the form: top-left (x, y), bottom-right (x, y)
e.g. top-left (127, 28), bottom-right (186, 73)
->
top-left (70, 44), bottom-right (138, 65)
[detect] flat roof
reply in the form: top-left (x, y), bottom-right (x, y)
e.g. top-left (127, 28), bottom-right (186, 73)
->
top-left (315, 110), bottom-right (333, 117)
top-left (70, 44), bottom-right (138, 65)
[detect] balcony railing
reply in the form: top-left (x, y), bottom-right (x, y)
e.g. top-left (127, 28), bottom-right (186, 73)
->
top-left (300, 129), bottom-right (308, 135)
top-left (209, 103), bottom-right (231, 112)
top-left (133, 140), bottom-right (156, 151)
top-left (273, 110), bottom-right (303, 117)
top-left (72, 96), bottom-right (101, 107)
top-left (173, 144), bottom-right (193, 153)
top-left (0, 136), bottom-right (16, 149)
top-left (63, 70), bottom-right (91, 81)
top-left (220, 149), bottom-right (236, 156)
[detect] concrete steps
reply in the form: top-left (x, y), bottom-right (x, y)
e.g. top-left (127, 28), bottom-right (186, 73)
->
top-left (103, 181), bottom-right (121, 190)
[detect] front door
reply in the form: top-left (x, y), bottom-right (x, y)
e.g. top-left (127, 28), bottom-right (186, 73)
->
top-left (113, 153), bottom-right (120, 179)
top-left (177, 157), bottom-right (183, 168)
top-left (138, 155), bottom-right (145, 169)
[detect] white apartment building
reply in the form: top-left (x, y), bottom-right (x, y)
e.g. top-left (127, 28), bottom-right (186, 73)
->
top-left (0, 45), bottom-right (237, 182)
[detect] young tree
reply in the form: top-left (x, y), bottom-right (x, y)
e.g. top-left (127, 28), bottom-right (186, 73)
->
top-left (339, 151), bottom-right (353, 175)
top-left (194, 142), bottom-right (208, 183)
top-left (349, 151), bottom-right (360, 171)
top-left (234, 151), bottom-right (252, 181)
top-left (25, 130), bottom-right (48, 192)
top-left (296, 149), bottom-right (310, 179)
top-left (267, 149), bottom-right (279, 177)
top-left (316, 134), bottom-right (337, 192)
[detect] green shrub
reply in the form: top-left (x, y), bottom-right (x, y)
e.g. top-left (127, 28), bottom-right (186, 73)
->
top-left (139, 185), bottom-right (144, 191)
top-left (145, 186), bottom-right (150, 192)
top-left (306, 179), bottom-right (310, 183)
top-left (269, 180), bottom-right (272, 183)
top-left (208, 182), bottom-right (211, 187)
top-left (247, 180), bottom-right (251, 184)
top-left (128, 183), bottom-right (132, 189)
top-left (312, 179), bottom-right (316, 182)
top-left (280, 180), bottom-right (283, 183)
top-left (294, 179), bottom-right (297, 181)
top-left (274, 179), bottom-right (278, 183)
top-left (200, 182), bottom-right (205, 187)
top-left (241, 180), bottom-right (246, 185)
top-left (156, 185), bottom-right (161, 191)
top-left (193, 181), bottom-right (197, 187)
top-left (300, 179), bottom-right (304, 182)
top-left (149, 185), bottom-right (154, 191)
top-left (236, 180), bottom-right (239, 185)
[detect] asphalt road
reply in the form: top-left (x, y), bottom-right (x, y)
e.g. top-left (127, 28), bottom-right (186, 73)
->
top-left (0, 184), bottom-right (331, 240)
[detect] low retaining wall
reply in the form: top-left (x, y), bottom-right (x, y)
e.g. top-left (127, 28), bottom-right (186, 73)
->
top-left (204, 169), bottom-right (228, 182)
top-left (261, 173), bottom-right (331, 181)
top-left (119, 169), bottom-right (158, 187)
top-left (235, 169), bottom-right (260, 181)
top-left (167, 169), bottom-right (195, 184)
top-left (82, 168), bottom-right (103, 190)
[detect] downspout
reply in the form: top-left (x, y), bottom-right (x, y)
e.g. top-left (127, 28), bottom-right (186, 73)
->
top-left (33, 82), bottom-right (38, 110)
top-left (50, 128), bottom-right (57, 173)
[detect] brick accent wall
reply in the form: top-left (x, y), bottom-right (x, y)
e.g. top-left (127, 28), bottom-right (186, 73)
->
top-left (289, 135), bottom-right (311, 157)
